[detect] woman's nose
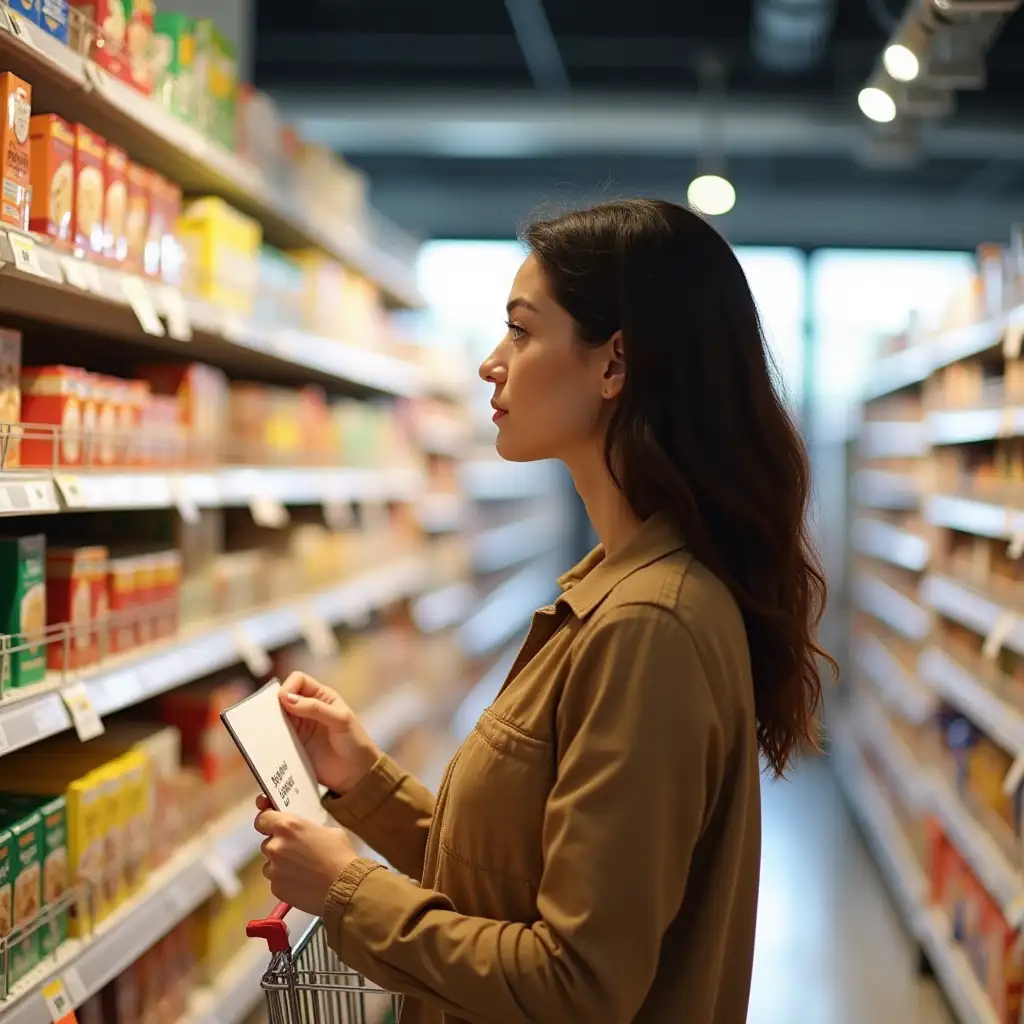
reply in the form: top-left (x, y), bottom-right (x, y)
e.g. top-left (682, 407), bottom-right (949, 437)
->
top-left (479, 349), bottom-right (508, 384)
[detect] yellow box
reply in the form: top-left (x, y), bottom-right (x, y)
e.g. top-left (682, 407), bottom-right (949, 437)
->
top-left (110, 751), bottom-right (151, 897)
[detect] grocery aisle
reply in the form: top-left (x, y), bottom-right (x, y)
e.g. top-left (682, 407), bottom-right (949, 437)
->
top-left (750, 759), bottom-right (951, 1024)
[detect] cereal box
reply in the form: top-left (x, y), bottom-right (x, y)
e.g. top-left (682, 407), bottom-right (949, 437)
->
top-left (103, 145), bottom-right (128, 264)
top-left (0, 824), bottom-right (13, 997)
top-left (0, 534), bottom-right (47, 691)
top-left (0, 808), bottom-right (43, 985)
top-left (72, 124), bottom-right (106, 256)
top-left (39, 0), bottom-right (69, 43)
top-left (0, 328), bottom-right (21, 469)
top-left (152, 13), bottom-right (195, 124)
top-left (125, 161), bottom-right (150, 273)
top-left (20, 365), bottom-right (86, 468)
top-left (46, 545), bottom-right (108, 671)
top-left (7, 1), bottom-right (40, 26)
top-left (0, 74), bottom-right (31, 230)
top-left (106, 554), bottom-right (137, 654)
top-left (28, 114), bottom-right (74, 245)
top-left (194, 19), bottom-right (236, 150)
top-left (70, 0), bottom-right (130, 84)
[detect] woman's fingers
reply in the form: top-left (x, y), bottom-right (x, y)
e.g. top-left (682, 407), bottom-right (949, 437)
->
top-left (255, 794), bottom-right (271, 811)
top-left (279, 690), bottom-right (351, 730)
top-left (280, 672), bottom-right (331, 703)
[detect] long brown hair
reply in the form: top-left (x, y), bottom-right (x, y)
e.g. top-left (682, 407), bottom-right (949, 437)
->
top-left (525, 199), bottom-right (836, 778)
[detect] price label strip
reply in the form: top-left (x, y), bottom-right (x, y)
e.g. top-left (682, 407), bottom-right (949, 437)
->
top-left (233, 626), bottom-right (272, 679)
top-left (249, 495), bottom-right (290, 530)
top-left (61, 681), bottom-right (105, 742)
top-left (983, 610), bottom-right (1018, 662)
top-left (7, 231), bottom-right (45, 276)
top-left (301, 604), bottom-right (340, 659)
top-left (158, 286), bottom-right (193, 342)
top-left (41, 978), bottom-right (78, 1024)
top-left (1006, 318), bottom-right (1024, 361)
top-left (204, 851), bottom-right (243, 899)
top-left (122, 277), bottom-right (166, 337)
top-left (55, 474), bottom-right (87, 509)
top-left (60, 255), bottom-right (92, 291)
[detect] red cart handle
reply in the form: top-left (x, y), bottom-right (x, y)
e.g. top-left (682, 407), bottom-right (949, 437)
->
top-left (247, 902), bottom-right (293, 953)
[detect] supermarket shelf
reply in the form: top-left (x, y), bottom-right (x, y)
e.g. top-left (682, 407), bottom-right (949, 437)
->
top-left (412, 582), bottom-right (475, 633)
top-left (920, 573), bottom-right (1024, 658)
top-left (919, 645), bottom-right (1024, 757)
top-left (854, 633), bottom-right (937, 724)
top-left (0, 555), bottom-right (428, 758)
top-left (930, 308), bottom-right (1022, 372)
top-left (863, 346), bottom-right (932, 402)
top-left (831, 721), bottom-right (927, 929)
top-left (0, 466), bottom-right (424, 518)
top-left (460, 560), bottom-right (555, 658)
top-left (927, 771), bottom-right (1024, 928)
top-left (852, 573), bottom-right (931, 642)
top-left (179, 941), bottom-right (269, 1024)
top-left (0, 244), bottom-right (424, 398)
top-left (851, 517), bottom-right (930, 573)
top-left (417, 492), bottom-right (469, 534)
top-left (461, 458), bottom-right (564, 501)
top-left (0, 800), bottom-right (264, 1024)
top-left (918, 910), bottom-right (1001, 1024)
top-left (926, 494), bottom-right (1024, 542)
top-left (930, 407), bottom-right (1024, 446)
top-left (0, 14), bottom-right (422, 309)
top-left (853, 469), bottom-right (920, 512)
top-left (858, 420), bottom-right (928, 459)
top-left (855, 695), bottom-right (930, 811)
top-left (471, 514), bottom-right (568, 574)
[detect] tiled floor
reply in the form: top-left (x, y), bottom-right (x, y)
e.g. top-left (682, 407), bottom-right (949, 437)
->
top-left (749, 759), bottom-right (952, 1024)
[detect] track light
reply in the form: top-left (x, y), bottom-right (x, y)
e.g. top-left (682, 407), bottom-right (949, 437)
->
top-left (687, 174), bottom-right (736, 216)
top-left (858, 86), bottom-right (898, 123)
top-left (883, 43), bottom-right (921, 82)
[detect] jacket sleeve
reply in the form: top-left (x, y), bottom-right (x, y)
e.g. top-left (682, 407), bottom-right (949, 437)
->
top-left (322, 605), bottom-right (727, 1024)
top-left (322, 753), bottom-right (435, 880)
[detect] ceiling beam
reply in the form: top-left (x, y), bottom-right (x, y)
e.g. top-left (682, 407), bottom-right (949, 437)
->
top-left (502, 0), bottom-right (569, 90)
top-left (274, 89), bottom-right (1024, 162)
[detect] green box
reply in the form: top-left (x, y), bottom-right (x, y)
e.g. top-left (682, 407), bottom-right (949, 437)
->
top-left (194, 19), bottom-right (237, 150)
top-left (0, 796), bottom-right (67, 956)
top-left (0, 808), bottom-right (42, 987)
top-left (0, 535), bottom-right (47, 691)
top-left (0, 822), bottom-right (13, 997)
top-left (152, 13), bottom-right (196, 125)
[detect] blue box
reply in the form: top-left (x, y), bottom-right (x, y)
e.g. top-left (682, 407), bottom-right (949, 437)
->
top-left (38, 0), bottom-right (67, 43)
top-left (6, 0), bottom-right (40, 26)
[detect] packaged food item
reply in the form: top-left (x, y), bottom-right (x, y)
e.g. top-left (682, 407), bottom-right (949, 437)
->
top-left (0, 73), bottom-right (32, 230)
top-left (143, 170), bottom-right (167, 277)
top-left (152, 13), bottom-right (195, 124)
top-left (28, 114), bottom-right (74, 245)
top-left (103, 144), bottom-right (129, 264)
top-left (0, 823), bottom-right (12, 996)
top-left (291, 250), bottom-right (349, 339)
top-left (0, 534), bottom-right (47, 691)
top-left (138, 362), bottom-right (229, 465)
top-left (237, 86), bottom-right (283, 179)
top-left (132, 551), bottom-right (157, 646)
top-left (46, 545), bottom-right (108, 671)
top-left (71, 0), bottom-right (130, 84)
top-left (94, 374), bottom-right (117, 466)
top-left (194, 19), bottom-right (237, 150)
top-left (126, 0), bottom-right (154, 95)
top-left (106, 554), bottom-right (137, 654)
top-left (153, 548), bottom-right (181, 639)
top-left (125, 160), bottom-right (150, 273)
top-left (0, 328), bottom-right (21, 469)
top-left (176, 197), bottom-right (261, 314)
top-left (101, 956), bottom-right (142, 1024)
top-left (0, 807), bottom-right (42, 985)
top-left (110, 750), bottom-right (150, 897)
top-left (72, 124), bottom-right (106, 256)
top-left (7, 0), bottom-right (41, 26)
top-left (39, 0), bottom-right (69, 43)
top-left (78, 994), bottom-right (104, 1024)
top-left (157, 176), bottom-right (183, 285)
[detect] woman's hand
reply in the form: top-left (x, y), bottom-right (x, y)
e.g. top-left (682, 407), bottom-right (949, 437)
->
top-left (254, 794), bottom-right (358, 913)
top-left (278, 671), bottom-right (381, 795)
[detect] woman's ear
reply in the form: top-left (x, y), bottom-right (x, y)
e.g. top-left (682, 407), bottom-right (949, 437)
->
top-left (601, 331), bottom-right (626, 400)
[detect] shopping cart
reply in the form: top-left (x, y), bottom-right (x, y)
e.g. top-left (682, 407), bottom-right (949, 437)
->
top-left (247, 903), bottom-right (404, 1024)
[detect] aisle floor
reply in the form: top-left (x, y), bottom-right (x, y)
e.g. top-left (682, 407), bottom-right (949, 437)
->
top-left (749, 759), bottom-right (952, 1024)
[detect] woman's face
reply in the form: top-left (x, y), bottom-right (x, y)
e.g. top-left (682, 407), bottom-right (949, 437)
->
top-left (479, 254), bottom-right (615, 464)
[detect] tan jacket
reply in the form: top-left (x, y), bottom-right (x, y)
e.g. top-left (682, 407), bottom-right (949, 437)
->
top-left (324, 514), bottom-right (761, 1024)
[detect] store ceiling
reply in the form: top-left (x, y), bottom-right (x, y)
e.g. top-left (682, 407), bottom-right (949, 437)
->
top-left (254, 0), bottom-right (1024, 249)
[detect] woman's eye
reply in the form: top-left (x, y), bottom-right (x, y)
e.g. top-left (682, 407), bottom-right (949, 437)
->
top-left (505, 321), bottom-right (526, 340)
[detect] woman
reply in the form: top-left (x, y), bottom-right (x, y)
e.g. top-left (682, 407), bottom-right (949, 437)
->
top-left (254, 199), bottom-right (834, 1024)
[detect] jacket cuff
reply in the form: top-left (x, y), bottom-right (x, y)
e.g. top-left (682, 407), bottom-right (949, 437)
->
top-left (324, 857), bottom-right (384, 959)
top-left (322, 753), bottom-right (406, 829)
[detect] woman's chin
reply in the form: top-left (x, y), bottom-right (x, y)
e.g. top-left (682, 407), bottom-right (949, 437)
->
top-left (494, 432), bottom-right (543, 464)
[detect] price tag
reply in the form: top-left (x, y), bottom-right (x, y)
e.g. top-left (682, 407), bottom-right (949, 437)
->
top-left (232, 626), bottom-right (272, 678)
top-left (59, 255), bottom-right (91, 291)
top-left (1006, 321), bottom-right (1024, 360)
top-left (61, 682), bottom-right (105, 741)
top-left (25, 481), bottom-right (55, 511)
top-left (249, 495), bottom-right (290, 530)
top-left (363, 499), bottom-right (390, 531)
top-left (7, 231), bottom-right (44, 276)
top-left (203, 852), bottom-right (242, 899)
top-left (33, 697), bottom-right (71, 737)
top-left (300, 604), bottom-right (340, 659)
top-left (323, 499), bottom-right (354, 531)
top-left (1010, 527), bottom-right (1024, 560)
top-left (55, 474), bottom-right (87, 509)
top-left (999, 407), bottom-right (1018, 439)
top-left (122, 277), bottom-right (166, 336)
top-left (983, 610), bottom-right (1017, 662)
top-left (0, 720), bottom-right (9, 753)
top-left (158, 286), bottom-right (193, 342)
top-left (41, 978), bottom-right (78, 1024)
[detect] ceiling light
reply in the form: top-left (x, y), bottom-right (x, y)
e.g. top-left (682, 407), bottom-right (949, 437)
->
top-left (687, 174), bottom-right (736, 216)
top-left (858, 86), bottom-right (898, 123)
top-left (883, 44), bottom-right (920, 82)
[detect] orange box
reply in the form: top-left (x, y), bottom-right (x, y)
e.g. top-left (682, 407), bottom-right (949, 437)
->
top-left (106, 555), bottom-right (138, 654)
top-left (46, 545), bottom-right (108, 671)
top-left (103, 145), bottom-right (129, 264)
top-left (133, 552), bottom-right (158, 646)
top-left (93, 375), bottom-right (119, 467)
top-left (138, 394), bottom-right (184, 467)
top-left (125, 162), bottom-right (151, 273)
top-left (29, 114), bottom-right (74, 244)
top-left (154, 549), bottom-right (182, 639)
top-left (72, 124), bottom-right (106, 256)
top-left (20, 365), bottom-right (86, 468)
top-left (79, 370), bottom-right (100, 467)
top-left (142, 171), bottom-right (166, 278)
top-left (138, 363), bottom-right (228, 465)
top-left (0, 74), bottom-right (31, 230)
top-left (122, 379), bottom-right (150, 466)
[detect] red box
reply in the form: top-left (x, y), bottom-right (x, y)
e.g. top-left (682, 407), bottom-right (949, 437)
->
top-left (127, 0), bottom-right (154, 95)
top-left (29, 114), bottom-right (74, 244)
top-left (125, 161), bottom-right (151, 274)
top-left (72, 124), bottom-right (106, 257)
top-left (106, 555), bottom-right (138, 654)
top-left (20, 365), bottom-right (86, 468)
top-left (137, 363), bottom-right (228, 465)
top-left (72, 1), bottom-right (131, 85)
top-left (103, 144), bottom-right (128, 264)
top-left (46, 545), bottom-right (108, 671)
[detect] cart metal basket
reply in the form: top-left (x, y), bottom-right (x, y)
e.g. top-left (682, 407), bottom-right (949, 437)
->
top-left (248, 903), bottom-right (403, 1024)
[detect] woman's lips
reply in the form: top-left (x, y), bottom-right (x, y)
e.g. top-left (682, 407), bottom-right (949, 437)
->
top-left (492, 409), bottom-right (507, 423)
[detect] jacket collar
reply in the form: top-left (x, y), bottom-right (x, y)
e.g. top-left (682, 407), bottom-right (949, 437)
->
top-left (556, 512), bottom-right (687, 621)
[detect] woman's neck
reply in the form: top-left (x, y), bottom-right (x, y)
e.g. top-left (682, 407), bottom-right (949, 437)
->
top-left (567, 445), bottom-right (643, 559)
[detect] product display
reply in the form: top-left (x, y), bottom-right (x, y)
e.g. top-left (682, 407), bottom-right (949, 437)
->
top-left (0, 72), bottom-right (31, 231)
